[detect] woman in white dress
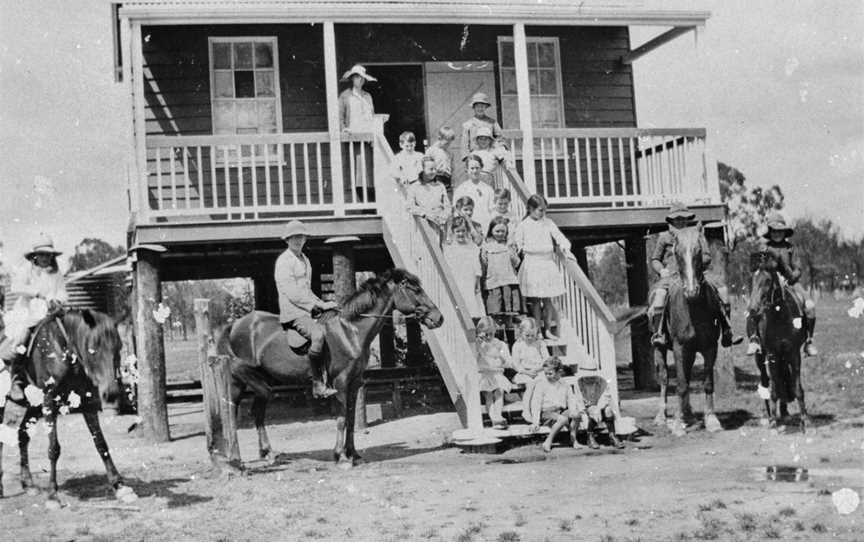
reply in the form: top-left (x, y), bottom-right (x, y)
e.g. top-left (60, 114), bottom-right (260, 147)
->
top-left (512, 195), bottom-right (570, 340)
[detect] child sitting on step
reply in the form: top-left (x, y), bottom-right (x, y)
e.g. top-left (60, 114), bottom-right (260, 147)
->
top-left (522, 356), bottom-right (581, 452)
top-left (510, 318), bottom-right (549, 386)
top-left (475, 316), bottom-right (513, 429)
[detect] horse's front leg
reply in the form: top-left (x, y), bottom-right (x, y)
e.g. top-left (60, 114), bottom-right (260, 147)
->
top-left (0, 398), bottom-right (30, 498)
top-left (653, 346), bottom-right (669, 426)
top-left (18, 420), bottom-right (36, 494)
top-left (792, 351), bottom-right (811, 432)
top-left (343, 380), bottom-right (361, 462)
top-left (669, 344), bottom-right (692, 436)
top-left (43, 389), bottom-right (61, 502)
top-left (81, 409), bottom-right (135, 502)
top-left (755, 352), bottom-right (772, 422)
top-left (702, 345), bottom-right (722, 432)
top-left (333, 388), bottom-right (347, 464)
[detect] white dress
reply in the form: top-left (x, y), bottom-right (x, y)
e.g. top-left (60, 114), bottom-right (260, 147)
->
top-left (443, 241), bottom-right (485, 319)
top-left (513, 217), bottom-right (571, 298)
top-left (2, 262), bottom-right (67, 346)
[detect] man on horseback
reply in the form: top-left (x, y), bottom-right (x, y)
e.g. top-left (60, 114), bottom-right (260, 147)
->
top-left (649, 204), bottom-right (742, 348)
top-left (274, 220), bottom-right (339, 399)
top-left (745, 213), bottom-right (817, 357)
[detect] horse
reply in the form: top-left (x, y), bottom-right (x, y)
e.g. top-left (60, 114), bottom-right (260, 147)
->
top-left (0, 309), bottom-right (135, 503)
top-left (750, 256), bottom-right (811, 431)
top-left (653, 225), bottom-right (724, 435)
top-left (218, 268), bottom-right (443, 467)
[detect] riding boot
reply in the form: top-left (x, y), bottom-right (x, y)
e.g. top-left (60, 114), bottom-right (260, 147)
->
top-left (803, 317), bottom-right (818, 356)
top-left (745, 312), bottom-right (761, 356)
top-left (309, 350), bottom-right (337, 399)
top-left (650, 312), bottom-right (667, 348)
top-left (719, 303), bottom-right (743, 347)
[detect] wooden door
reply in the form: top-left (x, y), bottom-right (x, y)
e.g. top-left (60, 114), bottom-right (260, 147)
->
top-left (424, 61), bottom-right (496, 185)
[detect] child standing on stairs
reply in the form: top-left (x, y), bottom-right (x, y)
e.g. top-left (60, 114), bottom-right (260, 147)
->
top-left (480, 216), bottom-right (522, 316)
top-left (510, 318), bottom-right (549, 386)
top-left (444, 216), bottom-right (485, 319)
top-left (475, 316), bottom-right (513, 429)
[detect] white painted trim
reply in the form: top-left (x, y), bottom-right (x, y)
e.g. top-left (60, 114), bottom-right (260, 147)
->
top-left (497, 36), bottom-right (565, 130)
top-left (131, 22), bottom-right (149, 223)
top-left (120, 16), bottom-right (138, 216)
top-left (512, 23), bottom-right (535, 193)
top-left (323, 22), bottom-right (346, 216)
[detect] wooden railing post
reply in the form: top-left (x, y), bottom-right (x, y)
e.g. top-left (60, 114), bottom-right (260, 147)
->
top-left (323, 22), bottom-right (345, 216)
top-left (195, 298), bottom-right (241, 473)
top-left (513, 23), bottom-right (536, 193)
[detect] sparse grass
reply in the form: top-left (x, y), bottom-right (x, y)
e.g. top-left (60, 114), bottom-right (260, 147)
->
top-left (302, 530), bottom-right (325, 539)
top-left (812, 523), bottom-right (828, 533)
top-left (558, 518), bottom-right (573, 532)
top-left (513, 512), bottom-right (527, 527)
top-left (819, 456), bottom-right (830, 463)
top-left (817, 488), bottom-right (832, 496)
top-left (778, 506), bottom-right (796, 517)
top-left (673, 533), bottom-right (690, 541)
top-left (497, 531), bottom-right (521, 542)
top-left (316, 516), bottom-right (328, 524)
top-left (793, 521), bottom-right (806, 532)
top-left (455, 522), bottom-right (485, 542)
top-left (735, 512), bottom-right (758, 533)
top-left (763, 525), bottom-right (781, 539)
top-left (698, 498), bottom-right (726, 512)
top-left (692, 516), bottom-right (727, 540)
top-left (624, 518), bottom-right (639, 527)
top-left (74, 526), bottom-right (91, 536)
top-left (599, 536), bottom-right (616, 542)
top-left (419, 527), bottom-right (438, 539)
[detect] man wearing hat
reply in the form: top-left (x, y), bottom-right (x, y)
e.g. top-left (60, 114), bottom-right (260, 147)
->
top-left (274, 221), bottom-right (339, 398)
top-left (338, 64), bottom-right (376, 133)
top-left (0, 234), bottom-right (68, 364)
top-left (461, 92), bottom-right (503, 158)
top-left (745, 213), bottom-right (817, 356)
top-left (649, 204), bottom-right (741, 349)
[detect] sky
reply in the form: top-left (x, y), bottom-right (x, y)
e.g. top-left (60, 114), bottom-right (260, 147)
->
top-left (1, 0), bottom-right (862, 269)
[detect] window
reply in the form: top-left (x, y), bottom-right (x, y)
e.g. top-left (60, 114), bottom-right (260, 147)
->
top-left (209, 37), bottom-right (282, 160)
top-left (497, 37), bottom-right (565, 130)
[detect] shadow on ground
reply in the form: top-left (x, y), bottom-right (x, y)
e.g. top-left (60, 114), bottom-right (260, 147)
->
top-left (62, 474), bottom-right (212, 508)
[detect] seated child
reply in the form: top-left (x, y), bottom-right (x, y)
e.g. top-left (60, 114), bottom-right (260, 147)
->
top-left (406, 156), bottom-right (450, 236)
top-left (522, 356), bottom-right (581, 452)
top-left (475, 316), bottom-right (513, 429)
top-left (443, 216), bottom-right (485, 319)
top-left (480, 216), bottom-right (522, 316)
top-left (391, 131), bottom-right (423, 185)
top-left (426, 126), bottom-right (456, 193)
top-left (451, 196), bottom-right (484, 245)
top-left (510, 318), bottom-right (549, 386)
top-left (574, 374), bottom-right (624, 449)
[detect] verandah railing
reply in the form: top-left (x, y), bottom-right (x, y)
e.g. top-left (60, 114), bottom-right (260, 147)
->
top-left (503, 127), bottom-right (720, 209)
top-left (144, 131), bottom-right (376, 220)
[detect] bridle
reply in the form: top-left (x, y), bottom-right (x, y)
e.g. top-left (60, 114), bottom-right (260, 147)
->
top-left (353, 280), bottom-right (429, 321)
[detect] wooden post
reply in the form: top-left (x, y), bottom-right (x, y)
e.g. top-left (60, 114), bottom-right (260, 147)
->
top-left (513, 23), bottom-right (536, 193)
top-left (379, 321), bottom-right (396, 368)
top-left (195, 299), bottom-right (241, 471)
top-left (133, 249), bottom-right (170, 441)
top-left (626, 236), bottom-right (657, 390)
top-left (323, 22), bottom-right (345, 216)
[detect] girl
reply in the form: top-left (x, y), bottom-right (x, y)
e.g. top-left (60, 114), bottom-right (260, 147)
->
top-left (522, 356), bottom-right (582, 452)
top-left (510, 318), bottom-right (550, 386)
top-left (451, 196), bottom-right (484, 245)
top-left (475, 317), bottom-right (513, 429)
top-left (443, 216), bottom-right (485, 319)
top-left (512, 194), bottom-right (571, 341)
top-left (480, 216), bottom-right (522, 316)
top-left (0, 235), bottom-right (68, 364)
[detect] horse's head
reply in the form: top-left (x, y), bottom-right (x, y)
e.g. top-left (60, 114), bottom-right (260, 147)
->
top-left (71, 310), bottom-right (123, 404)
top-left (387, 269), bottom-right (444, 329)
top-left (672, 224), bottom-right (705, 300)
top-left (752, 257), bottom-right (785, 314)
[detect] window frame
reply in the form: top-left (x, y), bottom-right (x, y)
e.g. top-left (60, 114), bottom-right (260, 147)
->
top-left (208, 36), bottom-right (284, 165)
top-left (496, 36), bottom-right (566, 131)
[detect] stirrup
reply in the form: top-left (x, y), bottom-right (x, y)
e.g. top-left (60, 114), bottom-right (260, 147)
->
top-left (312, 381), bottom-right (337, 399)
top-left (746, 341), bottom-right (761, 356)
top-left (651, 334), bottom-right (668, 348)
top-left (803, 342), bottom-right (818, 357)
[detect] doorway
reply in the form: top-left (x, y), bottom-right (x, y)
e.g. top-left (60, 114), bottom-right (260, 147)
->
top-left (364, 64), bottom-right (427, 152)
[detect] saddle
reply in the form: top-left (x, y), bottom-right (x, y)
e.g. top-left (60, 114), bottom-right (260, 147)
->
top-left (284, 329), bottom-right (311, 354)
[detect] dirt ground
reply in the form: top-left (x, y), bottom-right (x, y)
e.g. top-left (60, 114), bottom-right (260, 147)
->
top-left (1, 298), bottom-right (862, 541)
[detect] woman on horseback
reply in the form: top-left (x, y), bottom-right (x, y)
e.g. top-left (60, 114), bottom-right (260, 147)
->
top-left (0, 235), bottom-right (68, 364)
top-left (745, 213), bottom-right (817, 356)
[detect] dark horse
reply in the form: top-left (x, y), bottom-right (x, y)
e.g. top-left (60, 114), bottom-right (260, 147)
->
top-left (218, 268), bottom-right (442, 467)
top-left (653, 225), bottom-right (724, 435)
top-left (0, 309), bottom-right (134, 502)
top-left (751, 255), bottom-right (811, 431)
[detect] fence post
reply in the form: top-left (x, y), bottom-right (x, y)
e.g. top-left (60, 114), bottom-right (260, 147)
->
top-left (195, 298), bottom-right (241, 473)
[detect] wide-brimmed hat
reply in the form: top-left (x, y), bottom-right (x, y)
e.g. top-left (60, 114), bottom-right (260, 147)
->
top-left (281, 220), bottom-right (309, 240)
top-left (470, 92), bottom-right (491, 107)
top-left (763, 212), bottom-right (794, 238)
top-left (474, 126), bottom-right (494, 141)
top-left (25, 234), bottom-right (62, 258)
top-left (341, 64), bottom-right (377, 82)
top-left (665, 203), bottom-right (695, 223)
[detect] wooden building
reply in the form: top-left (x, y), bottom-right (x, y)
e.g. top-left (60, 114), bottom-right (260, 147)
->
top-left (115, 0), bottom-right (725, 441)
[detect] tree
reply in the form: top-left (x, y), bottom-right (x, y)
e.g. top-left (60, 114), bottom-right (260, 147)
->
top-left (68, 238), bottom-right (125, 272)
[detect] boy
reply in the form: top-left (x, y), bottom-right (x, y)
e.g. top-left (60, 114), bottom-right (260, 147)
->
top-left (451, 196), bottom-right (484, 245)
top-left (406, 156), bottom-right (451, 239)
top-left (522, 357), bottom-right (581, 452)
top-left (574, 374), bottom-right (624, 449)
top-left (426, 126), bottom-right (456, 192)
top-left (746, 213), bottom-right (818, 356)
top-left (391, 131), bottom-right (423, 185)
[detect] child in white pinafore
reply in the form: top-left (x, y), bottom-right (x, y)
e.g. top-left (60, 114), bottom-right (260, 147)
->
top-left (480, 216), bottom-right (522, 315)
top-left (475, 316), bottom-right (513, 429)
top-left (444, 216), bottom-right (485, 319)
top-left (510, 318), bottom-right (549, 386)
top-left (390, 131), bottom-right (423, 185)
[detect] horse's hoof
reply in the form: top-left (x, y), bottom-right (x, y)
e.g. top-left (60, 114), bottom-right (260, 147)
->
top-left (337, 459), bottom-right (354, 470)
top-left (116, 485), bottom-right (138, 503)
top-left (44, 497), bottom-right (62, 510)
top-left (25, 486), bottom-right (40, 497)
top-left (259, 448), bottom-right (271, 460)
top-left (759, 418), bottom-right (771, 427)
top-left (653, 412), bottom-right (667, 426)
top-left (668, 419), bottom-right (687, 437)
top-left (705, 414), bottom-right (723, 433)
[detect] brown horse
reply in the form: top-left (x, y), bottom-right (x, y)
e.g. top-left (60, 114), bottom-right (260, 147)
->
top-left (653, 225), bottom-right (724, 435)
top-left (751, 257), bottom-right (810, 431)
top-left (218, 268), bottom-right (442, 467)
top-left (0, 309), bottom-right (134, 503)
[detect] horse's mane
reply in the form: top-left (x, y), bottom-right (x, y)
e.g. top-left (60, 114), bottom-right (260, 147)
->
top-left (62, 309), bottom-right (120, 371)
top-left (318, 268), bottom-right (421, 323)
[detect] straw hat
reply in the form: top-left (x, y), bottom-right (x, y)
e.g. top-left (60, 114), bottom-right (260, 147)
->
top-left (470, 92), bottom-right (491, 107)
top-left (340, 64), bottom-right (377, 82)
top-left (281, 220), bottom-right (309, 240)
top-left (665, 203), bottom-right (695, 223)
top-left (25, 234), bottom-right (62, 258)
top-left (474, 126), bottom-right (494, 141)
top-left (763, 212), bottom-right (794, 238)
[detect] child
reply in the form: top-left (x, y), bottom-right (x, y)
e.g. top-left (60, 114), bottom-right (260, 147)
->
top-left (461, 92), bottom-right (503, 157)
top-left (443, 216), bottom-right (485, 319)
top-left (510, 318), bottom-right (549, 386)
top-left (475, 316), bottom-right (513, 429)
top-left (391, 131), bottom-right (423, 185)
top-left (452, 196), bottom-right (485, 246)
top-left (406, 156), bottom-right (450, 238)
top-left (575, 374), bottom-right (624, 449)
top-left (426, 126), bottom-right (456, 193)
top-left (490, 188), bottom-right (520, 243)
top-left (453, 154), bottom-right (495, 233)
top-left (471, 126), bottom-right (498, 184)
top-left (512, 194), bottom-right (570, 341)
top-left (480, 216), bottom-right (522, 316)
top-left (522, 357), bottom-right (581, 452)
